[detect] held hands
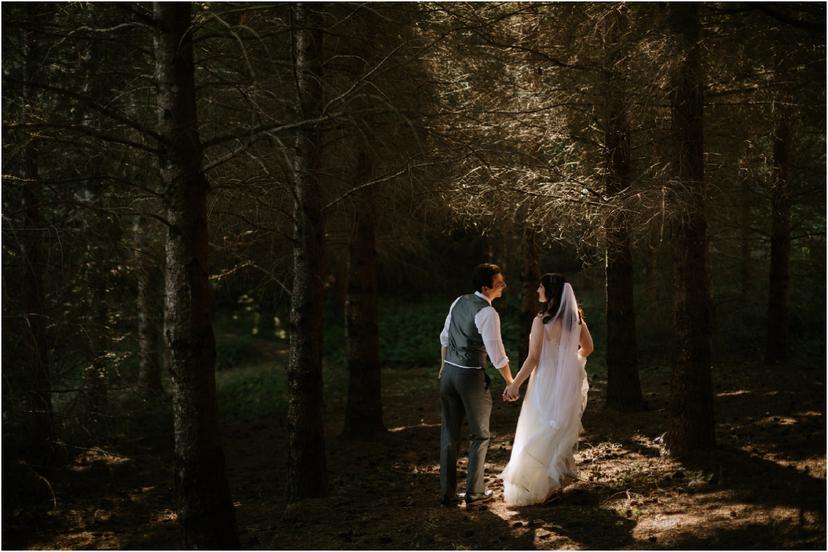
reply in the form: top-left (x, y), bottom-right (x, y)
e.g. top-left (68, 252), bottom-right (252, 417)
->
top-left (502, 382), bottom-right (520, 402)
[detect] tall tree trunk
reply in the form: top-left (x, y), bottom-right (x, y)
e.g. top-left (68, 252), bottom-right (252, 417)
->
top-left (287, 3), bottom-right (328, 501)
top-left (127, 87), bottom-right (166, 395)
top-left (738, 167), bottom-right (753, 300)
top-left (77, 12), bottom-right (113, 424)
top-left (19, 111), bottom-right (53, 457)
top-left (153, 3), bottom-right (239, 547)
top-left (644, 223), bottom-right (661, 303)
top-left (84, 255), bottom-right (109, 421)
top-left (519, 226), bottom-right (541, 363)
top-left (331, 257), bottom-right (349, 319)
top-left (603, 6), bottom-right (644, 412)
top-left (18, 15), bottom-right (54, 458)
top-left (765, 109), bottom-right (792, 364)
top-left (343, 150), bottom-right (385, 439)
top-left (665, 2), bottom-right (715, 457)
top-left (135, 215), bottom-right (165, 394)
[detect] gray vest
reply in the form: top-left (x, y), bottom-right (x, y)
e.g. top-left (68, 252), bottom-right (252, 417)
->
top-left (445, 294), bottom-right (491, 368)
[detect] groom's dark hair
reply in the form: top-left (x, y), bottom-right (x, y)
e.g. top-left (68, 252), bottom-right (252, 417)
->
top-left (472, 263), bottom-right (502, 292)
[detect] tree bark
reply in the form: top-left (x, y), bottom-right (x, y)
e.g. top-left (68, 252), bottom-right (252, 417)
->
top-left (153, 3), bottom-right (239, 547)
top-left (84, 252), bottom-right (109, 421)
top-left (286, 2), bottom-right (328, 501)
top-left (18, 13), bottom-right (54, 458)
top-left (135, 214), bottom-right (165, 394)
top-left (765, 109), bottom-right (792, 364)
top-left (665, 2), bottom-right (716, 457)
top-left (19, 112), bottom-right (54, 458)
top-left (519, 226), bottom-right (541, 363)
top-left (644, 226), bottom-right (661, 303)
top-left (738, 167), bottom-right (753, 300)
top-left (603, 7), bottom-right (644, 412)
top-left (343, 150), bottom-right (386, 439)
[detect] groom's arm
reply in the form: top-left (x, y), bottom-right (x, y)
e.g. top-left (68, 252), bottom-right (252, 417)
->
top-left (475, 307), bottom-right (513, 384)
top-left (497, 363), bottom-right (514, 385)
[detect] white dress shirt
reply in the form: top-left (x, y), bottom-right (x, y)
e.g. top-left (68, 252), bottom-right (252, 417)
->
top-left (440, 291), bottom-right (509, 369)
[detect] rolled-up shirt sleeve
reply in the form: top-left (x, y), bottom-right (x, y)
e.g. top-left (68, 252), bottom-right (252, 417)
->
top-left (439, 297), bottom-right (461, 348)
top-left (475, 306), bottom-right (509, 369)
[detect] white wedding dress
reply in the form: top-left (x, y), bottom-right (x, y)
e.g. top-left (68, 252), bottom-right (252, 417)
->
top-left (500, 283), bottom-right (589, 506)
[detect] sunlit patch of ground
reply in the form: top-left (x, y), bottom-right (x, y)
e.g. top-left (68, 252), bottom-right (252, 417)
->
top-left (32, 530), bottom-right (123, 550)
top-left (10, 438), bottom-right (179, 550)
top-left (68, 447), bottom-right (131, 472)
top-left (244, 365), bottom-right (822, 550)
top-left (11, 361), bottom-right (825, 550)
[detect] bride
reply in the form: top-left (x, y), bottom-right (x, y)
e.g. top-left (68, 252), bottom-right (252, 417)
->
top-left (499, 273), bottom-right (594, 506)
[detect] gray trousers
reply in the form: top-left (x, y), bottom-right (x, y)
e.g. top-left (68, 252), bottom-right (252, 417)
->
top-left (440, 364), bottom-right (492, 500)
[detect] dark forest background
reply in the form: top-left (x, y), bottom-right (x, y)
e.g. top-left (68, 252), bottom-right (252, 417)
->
top-left (2, 2), bottom-right (825, 549)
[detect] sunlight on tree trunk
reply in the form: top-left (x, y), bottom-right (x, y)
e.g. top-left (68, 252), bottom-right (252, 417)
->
top-left (135, 215), bottom-right (165, 394)
top-left (286, 2), bottom-right (329, 501)
top-left (153, 2), bottom-right (239, 546)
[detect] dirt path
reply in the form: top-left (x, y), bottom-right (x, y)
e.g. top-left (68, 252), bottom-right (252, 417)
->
top-left (10, 361), bottom-right (825, 549)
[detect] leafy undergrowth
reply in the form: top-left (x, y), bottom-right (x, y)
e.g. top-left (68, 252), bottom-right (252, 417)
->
top-left (6, 356), bottom-right (825, 550)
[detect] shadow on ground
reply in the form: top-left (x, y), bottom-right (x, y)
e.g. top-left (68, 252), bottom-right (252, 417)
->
top-left (5, 361), bottom-right (825, 549)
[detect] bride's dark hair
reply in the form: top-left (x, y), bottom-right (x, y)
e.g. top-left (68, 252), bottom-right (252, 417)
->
top-left (539, 273), bottom-right (567, 324)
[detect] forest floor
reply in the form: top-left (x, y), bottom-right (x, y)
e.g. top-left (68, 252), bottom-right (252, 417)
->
top-left (6, 348), bottom-right (826, 550)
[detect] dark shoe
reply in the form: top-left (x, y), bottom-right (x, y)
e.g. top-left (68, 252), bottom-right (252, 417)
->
top-left (440, 495), bottom-right (460, 507)
top-left (463, 489), bottom-right (494, 505)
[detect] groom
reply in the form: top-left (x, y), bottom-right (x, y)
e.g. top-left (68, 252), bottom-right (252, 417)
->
top-left (438, 263), bottom-right (514, 506)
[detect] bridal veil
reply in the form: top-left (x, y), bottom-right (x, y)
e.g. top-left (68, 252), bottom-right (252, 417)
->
top-left (500, 283), bottom-right (589, 506)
